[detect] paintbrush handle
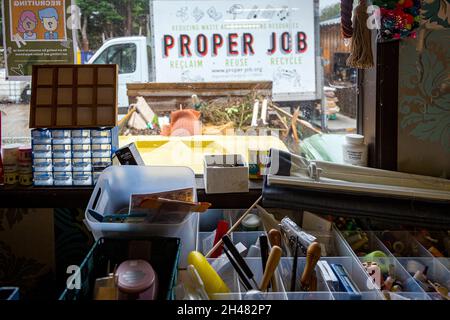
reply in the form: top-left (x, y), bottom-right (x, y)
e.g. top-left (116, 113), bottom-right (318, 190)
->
top-left (268, 229), bottom-right (281, 247)
top-left (300, 242), bottom-right (321, 290)
top-left (260, 246), bottom-right (282, 291)
top-left (205, 196), bottom-right (262, 258)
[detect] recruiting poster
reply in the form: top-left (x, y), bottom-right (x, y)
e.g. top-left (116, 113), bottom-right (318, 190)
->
top-left (2, 0), bottom-right (77, 80)
top-left (152, 0), bottom-right (318, 101)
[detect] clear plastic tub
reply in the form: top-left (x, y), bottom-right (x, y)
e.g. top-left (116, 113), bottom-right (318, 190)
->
top-left (32, 158), bottom-right (53, 172)
top-left (52, 145), bottom-right (72, 159)
top-left (53, 159), bottom-right (72, 172)
top-left (71, 129), bottom-right (91, 144)
top-left (72, 144), bottom-right (92, 158)
top-left (73, 172), bottom-right (93, 186)
top-left (31, 129), bottom-right (52, 144)
top-left (236, 258), bottom-right (287, 300)
top-left (374, 231), bottom-right (433, 257)
top-left (33, 172), bottom-right (53, 186)
top-left (84, 166), bottom-right (199, 268)
top-left (53, 172), bottom-right (73, 186)
top-left (397, 257), bottom-right (450, 299)
top-left (72, 158), bottom-right (92, 172)
top-left (92, 144), bottom-right (112, 158)
top-left (199, 209), bottom-right (231, 232)
top-left (52, 129), bottom-right (72, 144)
top-left (92, 157), bottom-right (112, 168)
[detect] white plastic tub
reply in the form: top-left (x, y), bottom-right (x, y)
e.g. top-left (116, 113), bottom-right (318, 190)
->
top-left (84, 166), bottom-right (199, 268)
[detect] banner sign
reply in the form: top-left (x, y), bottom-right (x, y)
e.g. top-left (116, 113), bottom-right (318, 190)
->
top-left (152, 0), bottom-right (317, 101)
top-left (1, 0), bottom-right (77, 80)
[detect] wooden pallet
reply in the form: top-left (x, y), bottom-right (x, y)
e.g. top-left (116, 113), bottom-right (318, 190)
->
top-left (30, 64), bottom-right (118, 128)
top-left (127, 81), bottom-right (272, 113)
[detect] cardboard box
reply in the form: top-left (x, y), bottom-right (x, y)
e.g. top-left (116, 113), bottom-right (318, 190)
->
top-left (114, 142), bottom-right (145, 165)
top-left (204, 154), bottom-right (249, 194)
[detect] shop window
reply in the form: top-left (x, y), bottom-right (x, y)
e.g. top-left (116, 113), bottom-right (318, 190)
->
top-left (92, 43), bottom-right (137, 74)
top-left (0, 1), bottom-right (358, 174)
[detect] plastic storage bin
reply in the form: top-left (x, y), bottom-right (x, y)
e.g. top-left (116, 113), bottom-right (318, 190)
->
top-left (84, 166), bottom-right (199, 268)
top-left (59, 237), bottom-right (181, 300)
top-left (0, 287), bottom-right (19, 300)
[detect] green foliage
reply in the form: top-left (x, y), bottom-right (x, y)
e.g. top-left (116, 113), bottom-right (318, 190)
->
top-left (76, 0), bottom-right (149, 50)
top-left (320, 3), bottom-right (341, 21)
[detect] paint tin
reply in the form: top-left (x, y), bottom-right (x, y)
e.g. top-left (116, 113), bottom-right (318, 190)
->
top-left (5, 172), bottom-right (19, 185)
top-left (19, 174), bottom-right (33, 186)
top-left (2, 144), bottom-right (20, 165)
top-left (3, 163), bottom-right (18, 173)
top-left (18, 162), bottom-right (33, 174)
top-left (18, 146), bottom-right (32, 162)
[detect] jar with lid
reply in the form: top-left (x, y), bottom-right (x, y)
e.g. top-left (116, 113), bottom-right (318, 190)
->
top-left (342, 134), bottom-right (368, 166)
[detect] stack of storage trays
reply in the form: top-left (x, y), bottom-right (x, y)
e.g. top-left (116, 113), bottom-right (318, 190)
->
top-left (196, 209), bottom-right (449, 300)
top-left (32, 127), bottom-right (118, 186)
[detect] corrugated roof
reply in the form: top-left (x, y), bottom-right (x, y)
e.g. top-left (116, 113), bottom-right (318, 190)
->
top-left (320, 16), bottom-right (341, 26)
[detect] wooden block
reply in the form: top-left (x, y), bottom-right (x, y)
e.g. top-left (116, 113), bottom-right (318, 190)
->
top-left (58, 68), bottom-right (73, 85)
top-left (35, 107), bottom-right (52, 127)
top-left (78, 67), bottom-right (94, 85)
top-left (30, 64), bottom-right (118, 128)
top-left (97, 106), bottom-right (115, 124)
top-left (78, 88), bottom-right (93, 105)
top-left (37, 68), bottom-right (53, 85)
top-left (77, 106), bottom-right (93, 126)
top-left (97, 87), bottom-right (114, 105)
top-left (36, 88), bottom-right (53, 105)
top-left (56, 107), bottom-right (73, 126)
top-left (57, 88), bottom-right (73, 105)
top-left (97, 67), bottom-right (115, 85)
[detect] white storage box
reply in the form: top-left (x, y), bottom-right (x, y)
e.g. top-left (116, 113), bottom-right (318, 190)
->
top-left (84, 166), bottom-right (199, 268)
top-left (204, 154), bottom-right (249, 194)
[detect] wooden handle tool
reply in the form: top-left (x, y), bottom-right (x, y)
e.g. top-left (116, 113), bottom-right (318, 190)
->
top-left (300, 242), bottom-right (321, 291)
top-left (260, 245), bottom-right (282, 291)
top-left (268, 229), bottom-right (282, 247)
top-left (205, 196), bottom-right (262, 258)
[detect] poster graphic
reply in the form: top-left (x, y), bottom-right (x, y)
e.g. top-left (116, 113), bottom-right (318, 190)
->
top-left (152, 0), bottom-right (318, 101)
top-left (10, 1), bottom-right (67, 41)
top-left (2, 0), bottom-right (76, 80)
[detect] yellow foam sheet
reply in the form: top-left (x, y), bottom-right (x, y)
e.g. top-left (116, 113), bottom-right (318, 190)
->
top-left (119, 135), bottom-right (288, 174)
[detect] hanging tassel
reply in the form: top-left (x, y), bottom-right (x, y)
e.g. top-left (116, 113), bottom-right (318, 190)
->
top-left (341, 0), bottom-right (354, 38)
top-left (346, 0), bottom-right (374, 69)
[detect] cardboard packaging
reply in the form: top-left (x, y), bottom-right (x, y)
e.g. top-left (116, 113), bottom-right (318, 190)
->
top-left (203, 154), bottom-right (249, 194)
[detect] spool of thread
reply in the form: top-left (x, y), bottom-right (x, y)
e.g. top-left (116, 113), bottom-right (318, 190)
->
top-left (187, 251), bottom-right (230, 298)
